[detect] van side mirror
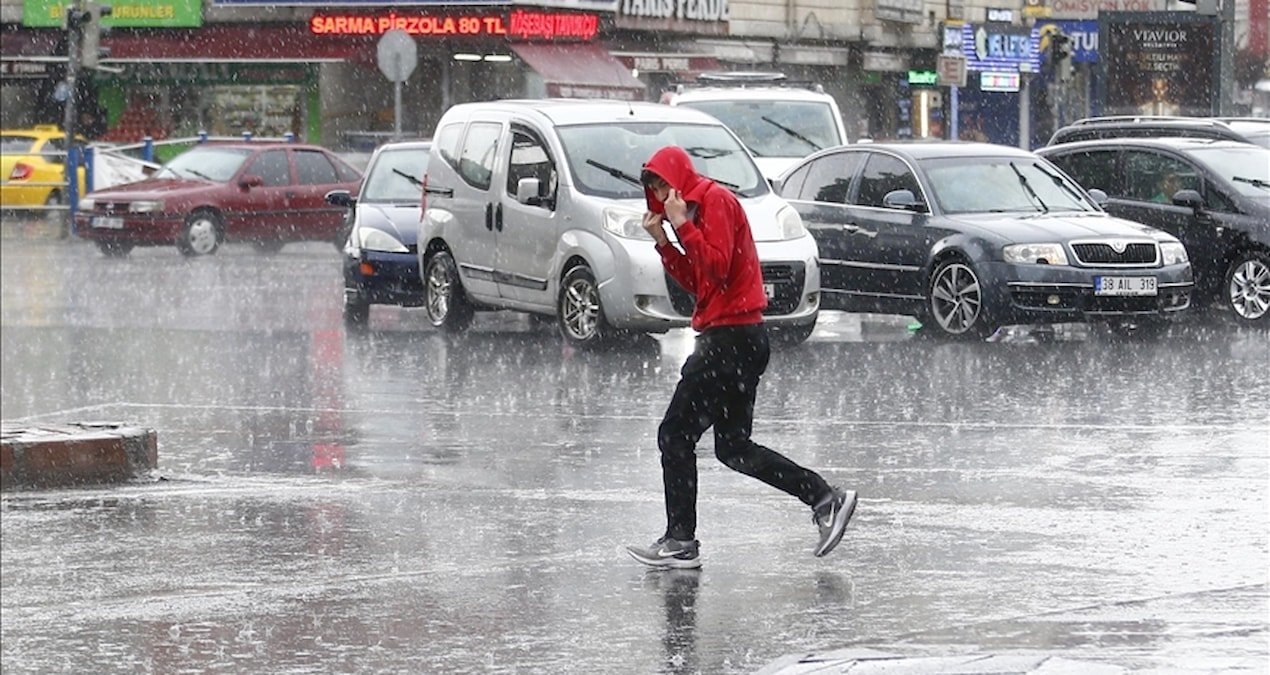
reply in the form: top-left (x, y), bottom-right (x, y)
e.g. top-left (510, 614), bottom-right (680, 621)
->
top-left (239, 174), bottom-right (264, 190)
top-left (325, 189), bottom-right (355, 208)
top-left (882, 189), bottom-right (924, 212)
top-left (516, 177), bottom-right (545, 206)
top-left (1172, 189), bottom-right (1204, 211)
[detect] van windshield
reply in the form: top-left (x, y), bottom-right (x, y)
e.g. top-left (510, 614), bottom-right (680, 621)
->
top-left (676, 100), bottom-right (840, 159)
top-left (556, 122), bottom-right (768, 199)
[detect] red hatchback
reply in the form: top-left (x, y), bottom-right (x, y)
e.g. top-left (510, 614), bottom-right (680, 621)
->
top-left (75, 142), bottom-right (362, 256)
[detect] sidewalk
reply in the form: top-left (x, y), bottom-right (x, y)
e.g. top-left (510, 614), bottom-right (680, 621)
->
top-left (1, 422), bottom-right (158, 489)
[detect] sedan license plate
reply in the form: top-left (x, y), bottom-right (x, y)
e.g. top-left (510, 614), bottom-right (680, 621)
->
top-left (1095, 275), bottom-right (1157, 296)
top-left (763, 282), bottom-right (775, 300)
top-left (92, 216), bottom-right (124, 229)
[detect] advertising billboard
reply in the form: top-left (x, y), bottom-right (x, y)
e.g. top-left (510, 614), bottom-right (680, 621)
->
top-left (1097, 11), bottom-right (1219, 116)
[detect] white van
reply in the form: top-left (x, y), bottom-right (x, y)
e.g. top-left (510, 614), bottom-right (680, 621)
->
top-left (662, 72), bottom-right (849, 180)
top-left (418, 99), bottom-right (821, 349)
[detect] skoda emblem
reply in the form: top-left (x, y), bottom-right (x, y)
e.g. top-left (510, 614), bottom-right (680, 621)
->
top-left (1109, 240), bottom-right (1128, 253)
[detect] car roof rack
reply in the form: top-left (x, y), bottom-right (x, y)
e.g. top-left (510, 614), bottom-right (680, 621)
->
top-left (1067, 115), bottom-right (1232, 129)
top-left (670, 71), bottom-right (826, 95)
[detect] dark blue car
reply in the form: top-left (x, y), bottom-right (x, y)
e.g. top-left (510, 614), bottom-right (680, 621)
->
top-left (326, 141), bottom-right (431, 326)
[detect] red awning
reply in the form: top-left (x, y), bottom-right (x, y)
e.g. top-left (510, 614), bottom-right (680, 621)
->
top-left (510, 42), bottom-right (646, 101)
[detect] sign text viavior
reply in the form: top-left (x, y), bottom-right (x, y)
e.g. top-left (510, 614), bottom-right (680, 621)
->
top-left (621, 0), bottom-right (729, 22)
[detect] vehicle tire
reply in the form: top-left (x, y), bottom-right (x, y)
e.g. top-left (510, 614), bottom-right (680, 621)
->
top-left (177, 209), bottom-right (222, 257)
top-left (423, 249), bottom-right (474, 333)
top-left (926, 258), bottom-right (996, 339)
top-left (96, 241), bottom-right (134, 257)
top-left (769, 320), bottom-right (816, 346)
top-left (1224, 250), bottom-right (1270, 327)
top-left (343, 296), bottom-right (370, 328)
top-left (558, 263), bottom-right (620, 350)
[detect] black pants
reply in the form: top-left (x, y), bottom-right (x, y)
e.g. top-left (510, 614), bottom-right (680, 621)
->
top-left (658, 323), bottom-right (831, 541)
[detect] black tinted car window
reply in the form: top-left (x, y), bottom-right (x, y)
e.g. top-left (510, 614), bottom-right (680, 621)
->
top-left (1047, 149), bottom-right (1118, 194)
top-left (1123, 151), bottom-right (1197, 203)
top-left (855, 154), bottom-right (920, 208)
top-left (779, 163), bottom-right (810, 198)
top-left (506, 128), bottom-right (556, 204)
top-left (458, 122), bottom-right (500, 190)
top-left (247, 150), bottom-right (291, 187)
top-left (799, 152), bottom-right (864, 204)
top-left (295, 150), bottom-right (340, 185)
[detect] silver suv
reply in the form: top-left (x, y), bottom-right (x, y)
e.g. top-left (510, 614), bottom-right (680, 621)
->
top-left (418, 99), bottom-right (821, 349)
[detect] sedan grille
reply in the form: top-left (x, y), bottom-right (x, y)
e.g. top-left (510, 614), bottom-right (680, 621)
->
top-left (1071, 242), bottom-right (1157, 266)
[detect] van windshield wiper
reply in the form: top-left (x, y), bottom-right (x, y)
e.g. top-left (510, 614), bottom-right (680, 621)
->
top-left (1232, 175), bottom-right (1270, 190)
top-left (585, 158), bottom-right (741, 193)
top-left (392, 168), bottom-right (423, 189)
top-left (761, 116), bottom-right (822, 151)
top-left (1009, 162), bottom-right (1048, 213)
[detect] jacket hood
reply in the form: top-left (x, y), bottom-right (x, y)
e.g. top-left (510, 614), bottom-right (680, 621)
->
top-left (643, 146), bottom-right (712, 214)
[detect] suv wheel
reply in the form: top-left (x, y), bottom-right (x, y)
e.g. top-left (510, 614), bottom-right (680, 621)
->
top-left (1225, 251), bottom-right (1270, 326)
top-left (926, 259), bottom-right (996, 339)
top-left (424, 250), bottom-right (473, 332)
top-left (558, 264), bottom-right (618, 349)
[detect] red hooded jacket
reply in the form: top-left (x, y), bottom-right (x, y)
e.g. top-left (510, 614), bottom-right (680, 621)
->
top-left (644, 146), bottom-right (766, 332)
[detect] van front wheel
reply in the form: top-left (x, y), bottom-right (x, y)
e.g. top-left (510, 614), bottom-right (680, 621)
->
top-left (558, 264), bottom-right (620, 349)
top-left (424, 250), bottom-right (474, 333)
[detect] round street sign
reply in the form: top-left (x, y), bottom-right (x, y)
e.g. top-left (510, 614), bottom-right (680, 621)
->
top-left (376, 29), bottom-right (418, 83)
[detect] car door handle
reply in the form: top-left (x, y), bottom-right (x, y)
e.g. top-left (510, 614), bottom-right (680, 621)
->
top-left (842, 223), bottom-right (860, 232)
top-left (485, 203), bottom-right (494, 231)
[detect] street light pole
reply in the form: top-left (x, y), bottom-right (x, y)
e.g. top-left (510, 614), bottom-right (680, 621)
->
top-left (1220, 0), bottom-right (1235, 114)
top-left (62, 1), bottom-right (85, 167)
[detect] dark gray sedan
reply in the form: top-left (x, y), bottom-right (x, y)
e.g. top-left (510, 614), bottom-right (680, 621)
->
top-left (775, 142), bottom-right (1194, 338)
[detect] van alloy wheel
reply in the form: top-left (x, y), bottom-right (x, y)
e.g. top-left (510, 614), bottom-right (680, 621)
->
top-left (1226, 252), bottom-right (1270, 324)
top-left (558, 264), bottom-right (616, 348)
top-left (424, 250), bottom-right (473, 332)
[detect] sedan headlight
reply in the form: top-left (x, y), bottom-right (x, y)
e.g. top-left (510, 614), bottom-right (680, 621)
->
top-left (128, 200), bottom-right (164, 213)
top-left (357, 227), bottom-right (408, 253)
top-left (78, 198), bottom-right (95, 210)
top-left (1159, 241), bottom-right (1188, 266)
top-left (602, 207), bottom-right (652, 240)
top-left (1003, 243), bottom-right (1070, 265)
top-left (777, 205), bottom-right (808, 240)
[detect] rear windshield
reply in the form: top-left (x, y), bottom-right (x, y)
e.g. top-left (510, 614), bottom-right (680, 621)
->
top-left (555, 122), bottom-right (767, 200)
top-left (677, 100), bottom-right (841, 159)
top-left (0, 135), bottom-right (38, 153)
top-left (362, 147), bottom-right (431, 203)
top-left (155, 146), bottom-right (253, 182)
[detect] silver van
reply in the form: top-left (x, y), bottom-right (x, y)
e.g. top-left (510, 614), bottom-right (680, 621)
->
top-left (418, 99), bottom-right (821, 348)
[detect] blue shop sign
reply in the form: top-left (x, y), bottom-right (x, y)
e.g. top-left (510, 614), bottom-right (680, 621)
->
top-left (962, 23), bottom-right (1041, 73)
top-left (1037, 19), bottom-right (1099, 63)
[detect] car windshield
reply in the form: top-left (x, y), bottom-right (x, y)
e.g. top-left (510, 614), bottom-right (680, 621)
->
top-left (154, 146), bottom-right (253, 182)
top-left (362, 146), bottom-right (430, 203)
top-left (921, 156), bottom-right (1096, 215)
top-left (1187, 145), bottom-right (1270, 197)
top-left (677, 100), bottom-right (840, 159)
top-left (0, 135), bottom-right (38, 153)
top-left (556, 122), bottom-right (767, 199)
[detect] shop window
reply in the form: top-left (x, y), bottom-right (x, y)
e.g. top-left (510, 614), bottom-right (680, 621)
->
top-left (506, 128), bottom-right (556, 208)
top-left (855, 153), bottom-right (920, 208)
top-left (458, 122), bottom-right (500, 190)
top-left (800, 152), bottom-right (865, 205)
top-left (295, 150), bottom-right (340, 185)
top-left (247, 150), bottom-right (291, 187)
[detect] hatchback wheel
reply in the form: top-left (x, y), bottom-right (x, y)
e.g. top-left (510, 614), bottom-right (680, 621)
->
top-left (558, 264), bottom-right (618, 349)
top-left (424, 250), bottom-right (473, 332)
top-left (1225, 251), bottom-right (1270, 326)
top-left (927, 259), bottom-right (995, 338)
top-left (177, 210), bottom-right (222, 256)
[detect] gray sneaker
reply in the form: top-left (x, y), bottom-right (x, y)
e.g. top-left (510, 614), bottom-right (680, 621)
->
top-left (626, 536), bottom-right (701, 569)
top-left (813, 488), bottom-right (858, 557)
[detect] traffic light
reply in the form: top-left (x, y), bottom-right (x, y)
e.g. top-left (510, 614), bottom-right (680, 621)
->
top-left (80, 3), bottom-right (112, 69)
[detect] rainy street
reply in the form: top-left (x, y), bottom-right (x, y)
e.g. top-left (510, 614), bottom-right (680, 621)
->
top-left (1, 238), bottom-right (1267, 673)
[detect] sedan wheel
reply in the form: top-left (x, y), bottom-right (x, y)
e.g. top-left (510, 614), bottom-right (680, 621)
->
top-left (178, 210), bottom-right (222, 256)
top-left (928, 259), bottom-right (993, 338)
top-left (424, 250), bottom-right (473, 332)
top-left (1225, 251), bottom-right (1270, 326)
top-left (558, 264), bottom-right (617, 349)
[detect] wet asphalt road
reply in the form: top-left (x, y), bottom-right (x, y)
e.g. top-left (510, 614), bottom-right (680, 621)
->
top-left (1, 239), bottom-right (1267, 674)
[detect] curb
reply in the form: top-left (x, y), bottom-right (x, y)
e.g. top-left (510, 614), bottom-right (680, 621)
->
top-left (1, 422), bottom-right (158, 489)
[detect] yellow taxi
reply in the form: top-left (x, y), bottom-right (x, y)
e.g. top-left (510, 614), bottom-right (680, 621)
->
top-left (1, 125), bottom-right (87, 209)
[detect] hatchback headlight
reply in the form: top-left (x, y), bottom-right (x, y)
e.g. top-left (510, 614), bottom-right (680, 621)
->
top-left (78, 197), bottom-right (95, 210)
top-left (777, 205), bottom-right (808, 240)
top-left (1003, 243), bottom-right (1070, 265)
top-left (357, 227), bottom-right (408, 253)
top-left (602, 207), bottom-right (653, 240)
top-left (129, 200), bottom-right (164, 213)
top-left (1159, 241), bottom-right (1188, 266)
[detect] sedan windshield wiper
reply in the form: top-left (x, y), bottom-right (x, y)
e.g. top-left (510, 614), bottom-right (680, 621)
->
top-left (185, 168), bottom-right (214, 181)
top-left (1033, 162), bottom-right (1091, 206)
top-left (760, 116), bottom-right (822, 151)
top-left (392, 167), bottom-right (423, 189)
top-left (1232, 175), bottom-right (1270, 190)
top-left (1009, 162), bottom-right (1048, 213)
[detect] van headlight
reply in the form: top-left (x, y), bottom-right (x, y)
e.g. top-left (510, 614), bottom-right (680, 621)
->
top-left (602, 207), bottom-right (653, 240)
top-left (1159, 241), bottom-right (1188, 266)
top-left (777, 205), bottom-right (807, 240)
top-left (1003, 242), bottom-right (1070, 265)
top-left (357, 227), bottom-right (408, 253)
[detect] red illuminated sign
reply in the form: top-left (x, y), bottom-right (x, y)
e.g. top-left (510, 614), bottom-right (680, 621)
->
top-left (310, 10), bottom-right (599, 41)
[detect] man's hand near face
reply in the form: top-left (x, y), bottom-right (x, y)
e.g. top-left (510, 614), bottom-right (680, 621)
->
top-left (642, 211), bottom-right (670, 246)
top-left (663, 188), bottom-right (689, 228)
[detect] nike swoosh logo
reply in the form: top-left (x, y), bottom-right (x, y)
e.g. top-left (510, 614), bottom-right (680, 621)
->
top-left (656, 547), bottom-right (686, 558)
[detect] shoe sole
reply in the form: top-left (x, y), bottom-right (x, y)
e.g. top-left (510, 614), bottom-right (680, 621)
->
top-left (814, 490), bottom-right (858, 557)
top-left (626, 547), bottom-right (702, 569)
